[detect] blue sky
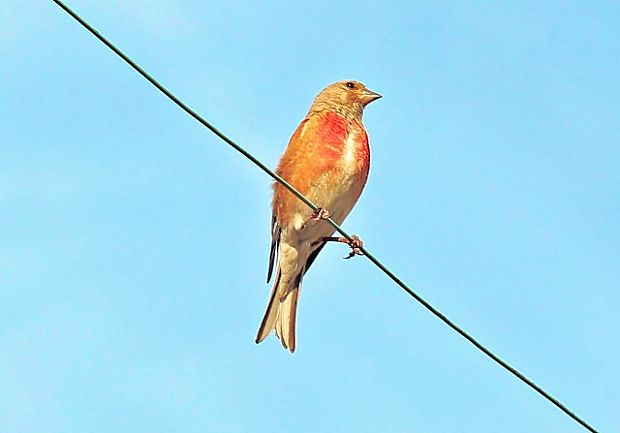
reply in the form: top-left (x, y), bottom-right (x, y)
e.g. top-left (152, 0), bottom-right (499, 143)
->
top-left (1, 1), bottom-right (618, 432)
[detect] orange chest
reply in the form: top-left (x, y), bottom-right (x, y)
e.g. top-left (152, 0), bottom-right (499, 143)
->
top-left (312, 113), bottom-right (370, 174)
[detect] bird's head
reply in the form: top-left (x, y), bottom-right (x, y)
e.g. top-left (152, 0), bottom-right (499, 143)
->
top-left (309, 80), bottom-right (382, 120)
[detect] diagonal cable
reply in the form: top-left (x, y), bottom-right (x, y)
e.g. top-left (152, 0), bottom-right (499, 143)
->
top-left (51, 2), bottom-right (599, 432)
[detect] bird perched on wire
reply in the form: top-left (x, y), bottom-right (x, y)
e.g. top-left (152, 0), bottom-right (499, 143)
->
top-left (255, 80), bottom-right (381, 352)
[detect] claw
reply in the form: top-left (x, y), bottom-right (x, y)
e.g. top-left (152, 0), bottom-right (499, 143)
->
top-left (302, 207), bottom-right (331, 229)
top-left (343, 235), bottom-right (364, 259)
top-left (320, 235), bottom-right (364, 259)
top-left (313, 207), bottom-right (331, 220)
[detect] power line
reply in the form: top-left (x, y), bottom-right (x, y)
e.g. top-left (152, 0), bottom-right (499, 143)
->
top-left (51, 1), bottom-right (599, 432)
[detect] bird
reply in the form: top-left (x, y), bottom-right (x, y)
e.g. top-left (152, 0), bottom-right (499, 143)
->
top-left (255, 80), bottom-right (381, 352)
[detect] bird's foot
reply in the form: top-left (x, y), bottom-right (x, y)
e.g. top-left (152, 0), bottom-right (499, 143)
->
top-left (321, 235), bottom-right (364, 259)
top-left (302, 207), bottom-right (331, 229)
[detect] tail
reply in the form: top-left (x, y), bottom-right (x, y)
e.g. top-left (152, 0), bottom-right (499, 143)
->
top-left (255, 257), bottom-right (303, 352)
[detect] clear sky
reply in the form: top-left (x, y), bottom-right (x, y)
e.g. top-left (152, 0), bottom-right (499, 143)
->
top-left (1, 1), bottom-right (618, 432)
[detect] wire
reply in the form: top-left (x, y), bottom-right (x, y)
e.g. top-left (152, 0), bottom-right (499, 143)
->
top-left (52, 1), bottom-right (599, 432)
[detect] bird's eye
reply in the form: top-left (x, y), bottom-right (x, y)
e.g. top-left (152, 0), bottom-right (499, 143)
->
top-left (345, 82), bottom-right (355, 89)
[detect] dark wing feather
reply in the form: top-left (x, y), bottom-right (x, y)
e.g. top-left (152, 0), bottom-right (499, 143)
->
top-left (303, 241), bottom-right (326, 275)
top-left (267, 214), bottom-right (281, 283)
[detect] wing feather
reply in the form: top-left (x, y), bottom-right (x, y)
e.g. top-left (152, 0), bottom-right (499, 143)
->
top-left (267, 214), bottom-right (281, 283)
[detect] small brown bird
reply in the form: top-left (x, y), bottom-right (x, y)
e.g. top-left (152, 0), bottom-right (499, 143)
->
top-left (255, 80), bottom-right (381, 352)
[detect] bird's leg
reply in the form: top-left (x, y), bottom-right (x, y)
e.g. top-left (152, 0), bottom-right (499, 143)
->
top-left (301, 207), bottom-right (331, 229)
top-left (320, 235), bottom-right (364, 259)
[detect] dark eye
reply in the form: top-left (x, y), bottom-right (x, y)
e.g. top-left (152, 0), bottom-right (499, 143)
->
top-left (345, 81), bottom-right (355, 89)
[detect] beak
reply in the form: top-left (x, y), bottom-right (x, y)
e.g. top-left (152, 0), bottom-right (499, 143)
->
top-left (361, 88), bottom-right (382, 105)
